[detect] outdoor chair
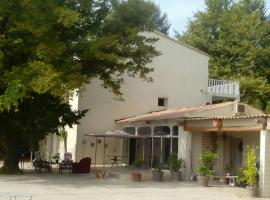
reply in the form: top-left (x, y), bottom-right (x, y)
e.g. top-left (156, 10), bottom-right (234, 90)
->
top-left (32, 151), bottom-right (52, 173)
top-left (59, 152), bottom-right (73, 174)
top-left (73, 157), bottom-right (91, 173)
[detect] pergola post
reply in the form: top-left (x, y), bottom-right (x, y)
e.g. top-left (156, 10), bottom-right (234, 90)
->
top-left (178, 125), bottom-right (192, 180)
top-left (259, 129), bottom-right (270, 197)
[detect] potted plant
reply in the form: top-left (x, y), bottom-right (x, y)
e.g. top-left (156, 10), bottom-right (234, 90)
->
top-left (52, 153), bottom-right (60, 163)
top-left (96, 170), bottom-right (106, 179)
top-left (132, 160), bottom-right (145, 182)
top-left (170, 154), bottom-right (185, 181)
top-left (224, 164), bottom-right (232, 176)
top-left (236, 167), bottom-right (247, 187)
top-left (243, 146), bottom-right (258, 197)
top-left (152, 159), bottom-right (164, 181)
top-left (197, 151), bottom-right (217, 187)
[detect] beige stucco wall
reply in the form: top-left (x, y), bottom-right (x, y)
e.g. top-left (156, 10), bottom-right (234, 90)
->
top-left (72, 32), bottom-right (210, 162)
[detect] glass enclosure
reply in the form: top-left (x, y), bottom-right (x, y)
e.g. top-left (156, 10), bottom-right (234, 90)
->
top-left (125, 125), bottom-right (179, 167)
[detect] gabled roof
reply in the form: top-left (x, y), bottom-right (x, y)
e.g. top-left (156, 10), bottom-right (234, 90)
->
top-left (116, 101), bottom-right (238, 123)
top-left (154, 32), bottom-right (210, 58)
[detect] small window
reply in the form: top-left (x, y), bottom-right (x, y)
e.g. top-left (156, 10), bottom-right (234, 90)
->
top-left (138, 127), bottom-right (151, 136)
top-left (123, 127), bottom-right (136, 135)
top-left (154, 126), bottom-right (170, 136)
top-left (173, 126), bottom-right (178, 136)
top-left (158, 98), bottom-right (168, 107)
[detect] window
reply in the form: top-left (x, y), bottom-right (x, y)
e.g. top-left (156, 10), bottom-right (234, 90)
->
top-left (123, 127), bottom-right (136, 135)
top-left (173, 126), bottom-right (178, 136)
top-left (154, 126), bottom-right (170, 136)
top-left (158, 98), bottom-right (168, 107)
top-left (138, 127), bottom-right (151, 136)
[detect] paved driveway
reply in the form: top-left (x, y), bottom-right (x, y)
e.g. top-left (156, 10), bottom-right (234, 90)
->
top-left (0, 168), bottom-right (264, 200)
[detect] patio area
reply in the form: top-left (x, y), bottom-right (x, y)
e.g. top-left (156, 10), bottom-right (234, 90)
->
top-left (0, 165), bottom-right (263, 200)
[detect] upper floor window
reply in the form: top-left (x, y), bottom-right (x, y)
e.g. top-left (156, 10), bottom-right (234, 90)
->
top-left (158, 98), bottom-right (168, 107)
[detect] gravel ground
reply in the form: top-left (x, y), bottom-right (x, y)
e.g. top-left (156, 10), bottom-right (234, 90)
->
top-left (0, 167), bottom-right (267, 200)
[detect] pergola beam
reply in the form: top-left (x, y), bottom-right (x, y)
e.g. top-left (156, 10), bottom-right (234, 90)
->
top-left (184, 126), bottom-right (263, 132)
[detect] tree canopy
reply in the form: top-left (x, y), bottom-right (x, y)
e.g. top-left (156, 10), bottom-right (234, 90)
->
top-left (0, 0), bottom-right (170, 173)
top-left (179, 0), bottom-right (270, 111)
top-left (0, 0), bottom-right (170, 112)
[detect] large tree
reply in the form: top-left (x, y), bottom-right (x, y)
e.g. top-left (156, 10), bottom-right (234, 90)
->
top-left (0, 0), bottom-right (170, 112)
top-left (0, 93), bottom-right (87, 173)
top-left (179, 0), bottom-right (270, 111)
top-left (0, 0), bottom-right (169, 173)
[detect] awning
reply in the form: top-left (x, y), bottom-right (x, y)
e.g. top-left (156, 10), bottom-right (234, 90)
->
top-left (84, 130), bottom-right (148, 138)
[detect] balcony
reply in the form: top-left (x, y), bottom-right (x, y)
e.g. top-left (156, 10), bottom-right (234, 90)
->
top-left (208, 79), bottom-right (240, 100)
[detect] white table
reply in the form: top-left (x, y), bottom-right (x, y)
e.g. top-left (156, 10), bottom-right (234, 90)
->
top-left (226, 176), bottom-right (238, 187)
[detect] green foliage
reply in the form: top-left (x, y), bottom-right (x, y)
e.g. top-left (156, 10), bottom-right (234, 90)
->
top-left (52, 153), bottom-right (60, 160)
top-left (153, 159), bottom-right (163, 172)
top-left (58, 128), bottom-right (68, 142)
top-left (236, 167), bottom-right (247, 185)
top-left (0, 0), bottom-right (169, 173)
top-left (243, 145), bottom-right (258, 187)
top-left (198, 151), bottom-right (217, 176)
top-left (133, 160), bottom-right (145, 170)
top-left (179, 0), bottom-right (270, 110)
top-left (0, 0), bottom-right (169, 111)
top-left (0, 93), bottom-right (87, 173)
top-left (170, 154), bottom-right (186, 172)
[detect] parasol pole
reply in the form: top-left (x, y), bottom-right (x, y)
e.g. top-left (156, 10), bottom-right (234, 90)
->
top-left (103, 137), bottom-right (106, 169)
top-left (151, 137), bottom-right (154, 168)
top-left (94, 137), bottom-right (98, 167)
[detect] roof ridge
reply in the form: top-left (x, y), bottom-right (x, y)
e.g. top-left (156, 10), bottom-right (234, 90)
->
top-left (154, 31), bottom-right (210, 58)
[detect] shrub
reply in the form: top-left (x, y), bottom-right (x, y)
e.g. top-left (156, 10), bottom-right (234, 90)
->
top-left (153, 160), bottom-right (163, 172)
top-left (236, 167), bottom-right (247, 186)
top-left (243, 146), bottom-right (258, 187)
top-left (170, 154), bottom-right (185, 172)
top-left (198, 151), bottom-right (217, 176)
top-left (133, 160), bottom-right (145, 171)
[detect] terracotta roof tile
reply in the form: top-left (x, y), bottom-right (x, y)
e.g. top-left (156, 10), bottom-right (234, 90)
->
top-left (116, 101), bottom-right (235, 123)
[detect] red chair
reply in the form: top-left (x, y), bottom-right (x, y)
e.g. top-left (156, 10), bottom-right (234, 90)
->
top-left (73, 157), bottom-right (91, 173)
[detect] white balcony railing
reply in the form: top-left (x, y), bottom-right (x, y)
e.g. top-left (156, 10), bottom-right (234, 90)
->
top-left (208, 79), bottom-right (240, 100)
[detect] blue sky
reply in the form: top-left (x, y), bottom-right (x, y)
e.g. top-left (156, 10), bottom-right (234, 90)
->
top-left (154, 0), bottom-right (270, 36)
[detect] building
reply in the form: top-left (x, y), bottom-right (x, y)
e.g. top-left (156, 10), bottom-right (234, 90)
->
top-left (42, 32), bottom-right (270, 197)
top-left (42, 31), bottom-right (241, 164)
top-left (115, 101), bottom-right (270, 197)
top-left (41, 32), bottom-right (270, 197)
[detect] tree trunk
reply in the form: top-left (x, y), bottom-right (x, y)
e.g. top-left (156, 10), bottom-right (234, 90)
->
top-left (0, 137), bottom-right (22, 174)
top-left (64, 139), bottom-right (67, 153)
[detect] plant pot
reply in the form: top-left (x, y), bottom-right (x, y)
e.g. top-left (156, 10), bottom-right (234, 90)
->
top-left (96, 170), bottom-right (106, 179)
top-left (246, 186), bottom-right (258, 197)
top-left (152, 171), bottom-right (164, 182)
top-left (198, 176), bottom-right (210, 187)
top-left (171, 171), bottom-right (182, 181)
top-left (132, 172), bottom-right (142, 182)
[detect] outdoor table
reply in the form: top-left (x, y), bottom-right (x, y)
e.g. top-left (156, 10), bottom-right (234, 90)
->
top-left (0, 192), bottom-right (32, 199)
top-left (226, 175), bottom-right (238, 187)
